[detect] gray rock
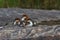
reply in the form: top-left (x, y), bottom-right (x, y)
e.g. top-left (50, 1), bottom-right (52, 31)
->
top-left (0, 8), bottom-right (60, 40)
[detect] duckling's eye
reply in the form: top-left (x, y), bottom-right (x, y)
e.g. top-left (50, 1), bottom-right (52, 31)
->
top-left (27, 22), bottom-right (30, 24)
top-left (25, 18), bottom-right (26, 20)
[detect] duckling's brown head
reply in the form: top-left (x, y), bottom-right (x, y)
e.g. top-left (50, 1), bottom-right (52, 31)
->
top-left (23, 14), bottom-right (28, 17)
top-left (15, 18), bottom-right (20, 22)
top-left (22, 14), bottom-right (30, 20)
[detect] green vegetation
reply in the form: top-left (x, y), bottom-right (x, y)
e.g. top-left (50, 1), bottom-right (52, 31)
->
top-left (0, 0), bottom-right (60, 9)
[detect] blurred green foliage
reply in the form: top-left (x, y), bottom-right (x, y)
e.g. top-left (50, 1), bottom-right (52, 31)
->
top-left (0, 0), bottom-right (60, 10)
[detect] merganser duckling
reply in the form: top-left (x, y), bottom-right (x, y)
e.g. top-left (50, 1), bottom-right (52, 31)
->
top-left (13, 18), bottom-right (20, 25)
top-left (25, 18), bottom-right (33, 27)
top-left (21, 14), bottom-right (30, 26)
top-left (21, 14), bottom-right (29, 21)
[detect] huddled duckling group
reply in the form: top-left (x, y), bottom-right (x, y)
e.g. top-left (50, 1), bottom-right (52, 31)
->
top-left (13, 14), bottom-right (37, 27)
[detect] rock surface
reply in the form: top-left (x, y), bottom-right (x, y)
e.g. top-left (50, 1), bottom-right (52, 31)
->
top-left (0, 8), bottom-right (60, 40)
